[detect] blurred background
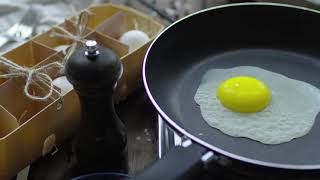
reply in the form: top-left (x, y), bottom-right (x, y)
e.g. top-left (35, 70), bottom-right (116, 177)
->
top-left (0, 0), bottom-right (320, 52)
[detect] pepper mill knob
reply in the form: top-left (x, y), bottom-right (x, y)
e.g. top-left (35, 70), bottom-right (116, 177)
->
top-left (85, 40), bottom-right (100, 57)
top-left (65, 40), bottom-right (128, 177)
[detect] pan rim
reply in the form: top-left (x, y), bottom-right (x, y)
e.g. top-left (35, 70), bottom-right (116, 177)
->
top-left (143, 2), bottom-right (320, 170)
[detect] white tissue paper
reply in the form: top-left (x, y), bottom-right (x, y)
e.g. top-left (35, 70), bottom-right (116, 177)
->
top-left (0, 0), bottom-right (111, 53)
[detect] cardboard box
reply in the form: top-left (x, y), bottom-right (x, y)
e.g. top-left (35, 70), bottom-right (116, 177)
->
top-left (0, 4), bottom-right (164, 179)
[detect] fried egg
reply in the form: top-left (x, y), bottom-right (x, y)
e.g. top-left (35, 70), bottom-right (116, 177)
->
top-left (194, 66), bottom-right (320, 144)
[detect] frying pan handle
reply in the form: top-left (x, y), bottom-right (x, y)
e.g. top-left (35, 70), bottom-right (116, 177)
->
top-left (132, 140), bottom-right (209, 180)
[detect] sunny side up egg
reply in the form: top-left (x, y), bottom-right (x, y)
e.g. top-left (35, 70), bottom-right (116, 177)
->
top-left (194, 66), bottom-right (320, 144)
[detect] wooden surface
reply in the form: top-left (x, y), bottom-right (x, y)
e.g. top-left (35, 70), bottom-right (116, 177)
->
top-left (22, 90), bottom-right (158, 180)
top-left (119, 90), bottom-right (158, 175)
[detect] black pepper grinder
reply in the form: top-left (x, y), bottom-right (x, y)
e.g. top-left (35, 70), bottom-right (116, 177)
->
top-left (65, 40), bottom-right (128, 176)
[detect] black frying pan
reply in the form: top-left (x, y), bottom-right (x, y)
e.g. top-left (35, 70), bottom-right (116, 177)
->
top-left (135, 2), bottom-right (320, 180)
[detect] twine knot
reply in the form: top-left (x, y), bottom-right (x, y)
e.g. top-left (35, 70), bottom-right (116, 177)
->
top-left (0, 10), bottom-right (91, 101)
top-left (0, 57), bottom-right (64, 101)
top-left (50, 10), bottom-right (91, 64)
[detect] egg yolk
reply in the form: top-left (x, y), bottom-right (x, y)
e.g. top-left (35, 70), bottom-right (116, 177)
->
top-left (217, 76), bottom-right (271, 113)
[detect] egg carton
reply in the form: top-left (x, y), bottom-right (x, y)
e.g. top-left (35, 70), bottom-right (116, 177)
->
top-left (0, 4), bottom-right (164, 179)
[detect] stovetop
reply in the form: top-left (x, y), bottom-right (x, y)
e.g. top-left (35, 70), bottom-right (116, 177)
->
top-left (157, 116), bottom-right (320, 180)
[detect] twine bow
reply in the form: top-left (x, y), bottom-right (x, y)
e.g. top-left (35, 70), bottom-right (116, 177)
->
top-left (0, 57), bottom-right (63, 101)
top-left (50, 10), bottom-right (91, 64)
top-left (0, 10), bottom-right (91, 101)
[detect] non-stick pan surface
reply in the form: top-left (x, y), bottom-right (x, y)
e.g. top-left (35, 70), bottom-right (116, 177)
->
top-left (144, 3), bottom-right (320, 169)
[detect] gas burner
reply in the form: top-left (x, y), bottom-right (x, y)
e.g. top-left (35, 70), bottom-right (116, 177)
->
top-left (157, 116), bottom-right (320, 180)
top-left (158, 115), bottom-right (182, 159)
top-left (157, 116), bottom-right (246, 180)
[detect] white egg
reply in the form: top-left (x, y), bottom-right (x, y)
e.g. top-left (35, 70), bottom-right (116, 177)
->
top-left (53, 76), bottom-right (73, 96)
top-left (119, 30), bottom-right (149, 52)
top-left (194, 66), bottom-right (320, 144)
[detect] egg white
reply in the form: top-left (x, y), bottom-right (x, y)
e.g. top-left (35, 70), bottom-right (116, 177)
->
top-left (194, 66), bottom-right (320, 144)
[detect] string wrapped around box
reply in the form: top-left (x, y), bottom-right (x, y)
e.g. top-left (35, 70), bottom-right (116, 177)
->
top-left (50, 10), bottom-right (92, 64)
top-left (0, 10), bottom-right (91, 102)
top-left (0, 57), bottom-right (63, 101)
